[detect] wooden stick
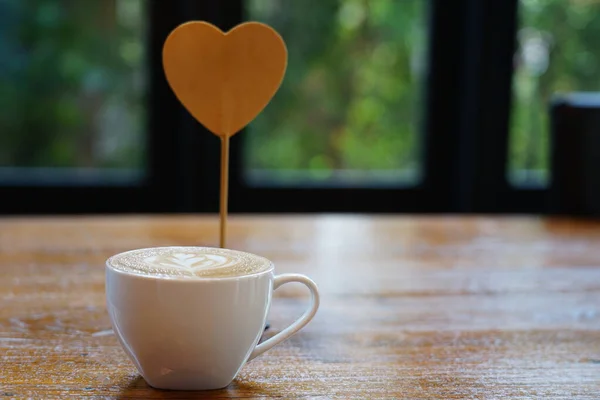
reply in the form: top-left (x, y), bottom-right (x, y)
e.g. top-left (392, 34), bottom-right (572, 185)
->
top-left (219, 135), bottom-right (230, 248)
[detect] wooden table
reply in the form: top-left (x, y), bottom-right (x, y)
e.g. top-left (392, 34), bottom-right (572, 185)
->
top-left (1, 215), bottom-right (599, 398)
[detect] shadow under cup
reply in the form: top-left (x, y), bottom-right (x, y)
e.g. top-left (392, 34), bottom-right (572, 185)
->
top-left (105, 247), bottom-right (319, 391)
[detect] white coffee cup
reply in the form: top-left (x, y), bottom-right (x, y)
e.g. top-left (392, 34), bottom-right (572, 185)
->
top-left (105, 247), bottom-right (319, 390)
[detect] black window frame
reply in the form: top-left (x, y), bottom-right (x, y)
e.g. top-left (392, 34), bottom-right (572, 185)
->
top-left (455, 0), bottom-right (546, 213)
top-left (0, 0), bottom-right (550, 215)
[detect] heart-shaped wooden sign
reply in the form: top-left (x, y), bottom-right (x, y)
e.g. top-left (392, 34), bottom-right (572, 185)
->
top-left (162, 21), bottom-right (288, 137)
top-left (162, 21), bottom-right (288, 248)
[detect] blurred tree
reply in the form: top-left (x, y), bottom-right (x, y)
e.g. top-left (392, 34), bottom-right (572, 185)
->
top-left (0, 0), bottom-right (145, 169)
top-left (246, 0), bottom-right (427, 183)
top-left (510, 0), bottom-right (600, 185)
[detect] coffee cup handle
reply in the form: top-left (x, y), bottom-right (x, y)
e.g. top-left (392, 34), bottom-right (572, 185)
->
top-left (248, 273), bottom-right (320, 361)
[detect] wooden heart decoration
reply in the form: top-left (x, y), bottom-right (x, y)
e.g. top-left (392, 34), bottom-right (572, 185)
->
top-left (162, 21), bottom-right (288, 137)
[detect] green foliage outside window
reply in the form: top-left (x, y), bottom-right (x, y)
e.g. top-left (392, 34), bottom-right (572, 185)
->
top-left (2, 0), bottom-right (599, 188)
top-left (510, 0), bottom-right (600, 185)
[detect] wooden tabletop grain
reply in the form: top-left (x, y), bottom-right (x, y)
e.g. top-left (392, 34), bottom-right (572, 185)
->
top-left (1, 215), bottom-right (599, 399)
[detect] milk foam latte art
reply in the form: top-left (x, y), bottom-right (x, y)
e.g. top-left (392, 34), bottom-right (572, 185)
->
top-left (107, 247), bottom-right (272, 278)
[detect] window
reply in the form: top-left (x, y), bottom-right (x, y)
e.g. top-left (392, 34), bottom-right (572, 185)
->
top-left (0, 0), bottom-right (188, 213)
top-left (224, 0), bottom-right (465, 212)
top-left (509, 0), bottom-right (600, 188)
top-left (3, 0), bottom-right (574, 214)
top-left (0, 0), bottom-right (146, 185)
top-left (244, 0), bottom-right (428, 187)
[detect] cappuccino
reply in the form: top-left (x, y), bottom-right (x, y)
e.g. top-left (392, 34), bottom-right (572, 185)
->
top-left (107, 246), bottom-right (272, 279)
